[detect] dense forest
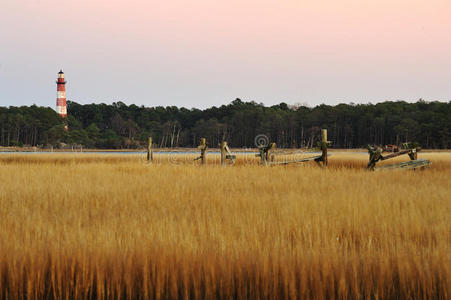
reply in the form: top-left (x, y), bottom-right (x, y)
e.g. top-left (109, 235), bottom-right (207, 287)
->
top-left (0, 99), bottom-right (450, 149)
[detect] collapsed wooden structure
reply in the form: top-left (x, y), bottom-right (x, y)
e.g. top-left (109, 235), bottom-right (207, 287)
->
top-left (256, 129), bottom-right (331, 167)
top-left (193, 139), bottom-right (237, 165)
top-left (367, 142), bottom-right (431, 171)
top-left (146, 131), bottom-right (433, 171)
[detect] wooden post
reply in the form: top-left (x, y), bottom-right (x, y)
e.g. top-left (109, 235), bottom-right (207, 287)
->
top-left (257, 142), bottom-right (276, 166)
top-left (220, 141), bottom-right (227, 166)
top-left (322, 129), bottom-right (327, 143)
top-left (265, 145), bottom-right (271, 163)
top-left (410, 148), bottom-right (418, 160)
top-left (322, 129), bottom-right (328, 166)
top-left (194, 138), bottom-right (208, 165)
top-left (147, 137), bottom-right (153, 162)
top-left (259, 147), bottom-right (267, 165)
top-left (199, 138), bottom-right (207, 165)
top-left (315, 129), bottom-right (330, 167)
top-left (225, 143), bottom-right (236, 164)
top-left (367, 145), bottom-right (382, 170)
top-left (266, 143), bottom-right (276, 163)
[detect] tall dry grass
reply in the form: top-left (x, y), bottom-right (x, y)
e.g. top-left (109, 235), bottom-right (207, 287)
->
top-left (0, 152), bottom-right (450, 299)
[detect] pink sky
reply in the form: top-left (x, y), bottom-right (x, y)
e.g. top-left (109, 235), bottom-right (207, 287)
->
top-left (1, 0), bottom-right (450, 108)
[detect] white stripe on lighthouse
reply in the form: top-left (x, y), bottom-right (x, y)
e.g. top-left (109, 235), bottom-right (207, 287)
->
top-left (56, 106), bottom-right (67, 115)
top-left (57, 91), bottom-right (66, 99)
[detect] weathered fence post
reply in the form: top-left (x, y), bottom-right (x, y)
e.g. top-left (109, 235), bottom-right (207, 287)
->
top-left (220, 141), bottom-right (227, 166)
top-left (315, 129), bottom-right (331, 167)
top-left (367, 145), bottom-right (382, 170)
top-left (257, 142), bottom-right (276, 166)
top-left (194, 138), bottom-right (207, 165)
top-left (266, 143), bottom-right (275, 163)
top-left (409, 148), bottom-right (418, 160)
top-left (200, 138), bottom-right (207, 165)
top-left (259, 147), bottom-right (267, 165)
top-left (147, 137), bottom-right (153, 162)
top-left (321, 129), bottom-right (328, 166)
top-left (220, 141), bottom-right (237, 166)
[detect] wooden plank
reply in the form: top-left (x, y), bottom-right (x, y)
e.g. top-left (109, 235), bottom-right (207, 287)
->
top-left (220, 141), bottom-right (235, 165)
top-left (272, 150), bottom-right (308, 155)
top-left (381, 148), bottom-right (417, 160)
top-left (225, 144), bottom-right (235, 163)
top-left (375, 159), bottom-right (431, 171)
top-left (268, 155), bottom-right (331, 166)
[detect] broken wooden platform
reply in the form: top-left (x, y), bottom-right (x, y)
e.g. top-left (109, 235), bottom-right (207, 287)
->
top-left (374, 158), bottom-right (432, 171)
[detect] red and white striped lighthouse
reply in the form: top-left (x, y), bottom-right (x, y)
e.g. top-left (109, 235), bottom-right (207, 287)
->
top-left (56, 70), bottom-right (67, 118)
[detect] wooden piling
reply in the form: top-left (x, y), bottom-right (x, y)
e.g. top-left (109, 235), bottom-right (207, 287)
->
top-left (147, 137), bottom-right (153, 162)
top-left (220, 141), bottom-right (227, 166)
top-left (194, 138), bottom-right (208, 165)
top-left (322, 129), bottom-right (328, 166)
top-left (322, 129), bottom-right (327, 143)
top-left (199, 138), bottom-right (207, 165)
top-left (315, 129), bottom-right (330, 167)
top-left (257, 142), bottom-right (276, 166)
top-left (266, 143), bottom-right (276, 163)
top-left (225, 143), bottom-right (236, 164)
top-left (411, 148), bottom-right (418, 160)
top-left (259, 147), bottom-right (267, 165)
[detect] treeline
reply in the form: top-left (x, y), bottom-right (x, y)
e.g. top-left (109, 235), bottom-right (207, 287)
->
top-left (0, 99), bottom-right (450, 149)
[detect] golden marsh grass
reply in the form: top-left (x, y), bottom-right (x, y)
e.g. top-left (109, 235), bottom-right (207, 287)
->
top-left (0, 152), bottom-right (450, 299)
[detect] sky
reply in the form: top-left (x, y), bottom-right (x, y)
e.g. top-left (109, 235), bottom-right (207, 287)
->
top-left (0, 0), bottom-right (450, 109)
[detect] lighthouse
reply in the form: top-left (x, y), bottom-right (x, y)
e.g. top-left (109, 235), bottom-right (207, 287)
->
top-left (56, 70), bottom-right (67, 118)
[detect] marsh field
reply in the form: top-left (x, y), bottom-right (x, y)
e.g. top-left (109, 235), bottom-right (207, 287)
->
top-left (0, 152), bottom-right (449, 299)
